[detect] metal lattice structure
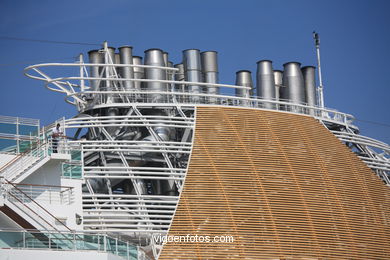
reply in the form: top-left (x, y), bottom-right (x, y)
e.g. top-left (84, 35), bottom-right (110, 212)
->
top-left (22, 41), bottom-right (390, 259)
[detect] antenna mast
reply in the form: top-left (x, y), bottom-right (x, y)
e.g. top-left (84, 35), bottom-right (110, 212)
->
top-left (313, 31), bottom-right (324, 108)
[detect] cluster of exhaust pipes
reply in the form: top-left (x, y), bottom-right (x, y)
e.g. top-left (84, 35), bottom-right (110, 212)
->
top-left (84, 44), bottom-right (318, 196)
top-left (236, 61), bottom-right (317, 109)
top-left (87, 46), bottom-right (222, 103)
top-left (87, 44), bottom-right (317, 107)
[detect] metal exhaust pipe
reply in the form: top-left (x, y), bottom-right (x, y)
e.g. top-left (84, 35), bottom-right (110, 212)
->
top-left (167, 61), bottom-right (174, 89)
top-left (163, 52), bottom-right (169, 67)
top-left (235, 70), bottom-right (253, 105)
top-left (144, 48), bottom-right (167, 102)
top-left (256, 60), bottom-right (275, 109)
top-left (183, 49), bottom-right (202, 102)
top-left (105, 47), bottom-right (116, 67)
top-left (88, 50), bottom-right (103, 92)
top-left (103, 46), bottom-right (116, 104)
top-left (273, 70), bottom-right (283, 101)
top-left (201, 51), bottom-right (219, 104)
top-left (174, 63), bottom-right (185, 91)
top-left (174, 63), bottom-right (185, 102)
top-left (282, 62), bottom-right (305, 106)
top-left (114, 53), bottom-right (120, 65)
top-left (118, 46), bottom-right (134, 91)
top-left (162, 52), bottom-right (173, 81)
top-left (132, 56), bottom-right (144, 91)
top-left (302, 66), bottom-right (317, 110)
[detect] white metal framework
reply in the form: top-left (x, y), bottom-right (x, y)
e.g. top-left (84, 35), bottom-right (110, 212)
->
top-left (20, 45), bottom-right (390, 259)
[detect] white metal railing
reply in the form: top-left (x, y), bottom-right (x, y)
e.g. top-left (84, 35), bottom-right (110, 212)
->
top-left (64, 114), bottom-right (195, 129)
top-left (24, 62), bottom-right (357, 129)
top-left (331, 130), bottom-right (390, 184)
top-left (332, 131), bottom-right (390, 153)
top-left (83, 166), bottom-right (186, 180)
top-left (0, 115), bottom-right (40, 154)
top-left (0, 178), bottom-right (73, 232)
top-left (0, 143), bottom-right (47, 182)
top-left (0, 139), bottom-right (78, 182)
top-left (79, 140), bottom-right (192, 154)
top-left (82, 194), bottom-right (177, 232)
top-left (9, 183), bottom-right (74, 205)
top-left (0, 115), bottom-right (40, 126)
top-left (0, 229), bottom-right (143, 260)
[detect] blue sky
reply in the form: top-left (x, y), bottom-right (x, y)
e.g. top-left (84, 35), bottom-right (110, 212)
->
top-left (0, 0), bottom-right (389, 143)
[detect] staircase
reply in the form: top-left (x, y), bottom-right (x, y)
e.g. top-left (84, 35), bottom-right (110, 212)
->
top-left (0, 143), bottom-right (50, 183)
top-left (0, 140), bottom-right (74, 232)
top-left (0, 179), bottom-right (72, 232)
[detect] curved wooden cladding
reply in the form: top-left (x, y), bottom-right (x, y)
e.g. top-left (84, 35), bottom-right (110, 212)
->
top-left (159, 107), bottom-right (390, 260)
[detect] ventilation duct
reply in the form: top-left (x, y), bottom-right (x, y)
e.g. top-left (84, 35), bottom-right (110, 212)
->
top-left (183, 49), bottom-right (202, 102)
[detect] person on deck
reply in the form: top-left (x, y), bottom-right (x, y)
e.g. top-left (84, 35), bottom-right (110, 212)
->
top-left (51, 123), bottom-right (63, 153)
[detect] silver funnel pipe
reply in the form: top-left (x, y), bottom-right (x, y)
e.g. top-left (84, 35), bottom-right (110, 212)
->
top-left (167, 61), bottom-right (174, 85)
top-left (235, 70), bottom-right (252, 105)
top-left (132, 56), bottom-right (143, 91)
top-left (183, 49), bottom-right (202, 102)
top-left (174, 63), bottom-right (185, 92)
top-left (114, 53), bottom-right (121, 87)
top-left (256, 60), bottom-right (276, 110)
top-left (273, 70), bottom-right (283, 101)
top-left (114, 53), bottom-right (120, 65)
top-left (201, 51), bottom-right (219, 103)
top-left (102, 46), bottom-right (116, 95)
top-left (163, 52), bottom-right (169, 67)
top-left (105, 47), bottom-right (116, 63)
top-left (118, 46), bottom-right (134, 91)
top-left (88, 50), bottom-right (103, 91)
top-left (282, 62), bottom-right (305, 105)
top-left (302, 66), bottom-right (317, 108)
top-left (144, 48), bottom-right (167, 102)
top-left (162, 52), bottom-right (171, 81)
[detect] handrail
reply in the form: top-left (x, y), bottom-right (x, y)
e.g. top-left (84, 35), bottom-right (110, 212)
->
top-left (331, 130), bottom-right (390, 153)
top-left (0, 144), bottom-right (47, 181)
top-left (24, 62), bottom-right (357, 130)
top-left (0, 229), bottom-right (142, 260)
top-left (4, 179), bottom-right (73, 232)
top-left (0, 115), bottom-right (39, 126)
top-left (0, 140), bottom-right (46, 173)
top-left (10, 183), bottom-right (74, 205)
top-left (11, 183), bottom-right (74, 189)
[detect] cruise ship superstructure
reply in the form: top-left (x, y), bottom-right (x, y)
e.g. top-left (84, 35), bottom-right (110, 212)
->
top-left (0, 41), bottom-right (389, 259)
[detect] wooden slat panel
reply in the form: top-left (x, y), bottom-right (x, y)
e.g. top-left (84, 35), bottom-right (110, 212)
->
top-left (159, 107), bottom-right (390, 259)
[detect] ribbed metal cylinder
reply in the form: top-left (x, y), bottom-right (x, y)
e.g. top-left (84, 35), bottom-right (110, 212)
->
top-left (114, 53), bottom-right (120, 65)
top-left (302, 66), bottom-right (317, 107)
top-left (144, 48), bottom-right (167, 102)
top-left (201, 51), bottom-right (219, 101)
top-left (88, 50), bottom-right (103, 91)
top-left (105, 47), bottom-right (116, 64)
top-left (103, 47), bottom-right (116, 94)
top-left (282, 62), bottom-right (305, 104)
top-left (162, 52), bottom-right (171, 80)
top-left (273, 70), bottom-right (283, 101)
top-left (167, 61), bottom-right (174, 81)
top-left (174, 63), bottom-right (185, 92)
top-left (132, 56), bottom-right (143, 91)
top-left (183, 49), bottom-right (202, 101)
top-left (163, 52), bottom-right (169, 67)
top-left (118, 46), bottom-right (134, 90)
top-left (256, 60), bottom-right (275, 100)
top-left (256, 60), bottom-right (275, 109)
top-left (235, 70), bottom-right (253, 99)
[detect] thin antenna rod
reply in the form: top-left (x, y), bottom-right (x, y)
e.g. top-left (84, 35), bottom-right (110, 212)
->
top-left (313, 31), bottom-right (324, 108)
